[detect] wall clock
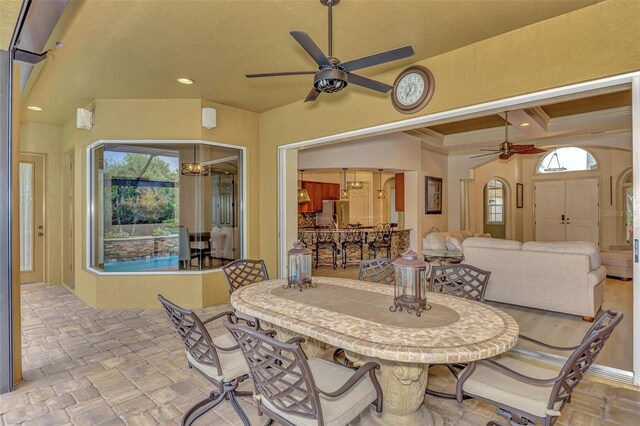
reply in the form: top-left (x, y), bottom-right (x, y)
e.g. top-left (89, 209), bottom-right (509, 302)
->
top-left (391, 66), bottom-right (435, 114)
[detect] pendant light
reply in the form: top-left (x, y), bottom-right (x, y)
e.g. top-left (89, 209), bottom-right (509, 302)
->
top-left (340, 168), bottom-right (349, 199)
top-left (347, 170), bottom-right (363, 190)
top-left (298, 170), bottom-right (311, 203)
top-left (376, 169), bottom-right (386, 199)
top-left (181, 145), bottom-right (210, 176)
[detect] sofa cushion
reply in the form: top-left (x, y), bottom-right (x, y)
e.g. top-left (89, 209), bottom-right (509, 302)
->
top-left (463, 237), bottom-right (522, 250)
top-left (423, 232), bottom-right (448, 251)
top-left (600, 251), bottom-right (633, 268)
top-left (445, 236), bottom-right (463, 252)
top-left (460, 230), bottom-right (475, 239)
top-left (522, 241), bottom-right (600, 270)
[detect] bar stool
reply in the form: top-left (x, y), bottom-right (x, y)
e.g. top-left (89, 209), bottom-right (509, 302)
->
top-left (368, 223), bottom-right (392, 259)
top-left (341, 225), bottom-right (364, 268)
top-left (314, 226), bottom-right (337, 269)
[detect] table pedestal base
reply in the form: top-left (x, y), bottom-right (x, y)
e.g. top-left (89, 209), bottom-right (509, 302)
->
top-left (358, 404), bottom-right (443, 426)
top-left (346, 351), bottom-right (442, 426)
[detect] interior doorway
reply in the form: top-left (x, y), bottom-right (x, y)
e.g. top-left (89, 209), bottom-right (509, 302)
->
top-left (19, 153), bottom-right (45, 284)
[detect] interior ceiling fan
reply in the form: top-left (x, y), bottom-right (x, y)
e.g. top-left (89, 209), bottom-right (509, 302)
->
top-left (245, 0), bottom-right (415, 102)
top-left (471, 111), bottom-right (547, 160)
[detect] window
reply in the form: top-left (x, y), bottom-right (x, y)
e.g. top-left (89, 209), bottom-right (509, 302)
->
top-left (89, 142), bottom-right (244, 273)
top-left (537, 147), bottom-right (597, 174)
top-left (485, 179), bottom-right (504, 224)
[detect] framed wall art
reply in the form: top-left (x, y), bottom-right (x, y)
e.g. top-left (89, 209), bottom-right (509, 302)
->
top-left (517, 183), bottom-right (523, 208)
top-left (425, 176), bottom-right (443, 214)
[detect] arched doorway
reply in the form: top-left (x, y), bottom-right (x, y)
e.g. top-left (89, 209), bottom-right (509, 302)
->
top-left (483, 178), bottom-right (507, 239)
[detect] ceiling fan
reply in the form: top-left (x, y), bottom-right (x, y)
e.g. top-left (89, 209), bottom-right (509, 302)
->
top-left (245, 0), bottom-right (415, 102)
top-left (471, 111), bottom-right (547, 160)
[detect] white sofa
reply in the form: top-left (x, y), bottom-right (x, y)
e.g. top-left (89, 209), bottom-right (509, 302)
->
top-left (462, 238), bottom-right (605, 319)
top-left (423, 230), bottom-right (489, 252)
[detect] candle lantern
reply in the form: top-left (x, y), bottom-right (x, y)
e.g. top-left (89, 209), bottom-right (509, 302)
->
top-left (390, 248), bottom-right (430, 316)
top-left (285, 240), bottom-right (314, 291)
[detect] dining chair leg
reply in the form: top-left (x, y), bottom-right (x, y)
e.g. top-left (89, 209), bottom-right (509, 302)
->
top-left (181, 391), bottom-right (225, 426)
top-left (315, 247), bottom-right (319, 269)
top-left (227, 391), bottom-right (251, 426)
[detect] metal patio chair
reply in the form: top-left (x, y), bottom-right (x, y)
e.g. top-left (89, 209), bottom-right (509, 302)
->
top-left (358, 258), bottom-right (395, 285)
top-left (224, 321), bottom-right (383, 426)
top-left (315, 226), bottom-right (338, 269)
top-left (341, 225), bottom-right (364, 268)
top-left (222, 259), bottom-right (269, 328)
top-left (158, 295), bottom-right (251, 426)
top-left (426, 264), bottom-right (491, 399)
top-left (456, 310), bottom-right (623, 426)
top-left (332, 257), bottom-right (396, 367)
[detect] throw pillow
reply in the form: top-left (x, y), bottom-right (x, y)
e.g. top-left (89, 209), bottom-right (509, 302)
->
top-left (445, 236), bottom-right (463, 252)
top-left (479, 233), bottom-right (491, 238)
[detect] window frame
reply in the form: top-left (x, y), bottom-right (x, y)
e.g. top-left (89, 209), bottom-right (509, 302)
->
top-left (485, 179), bottom-right (505, 225)
top-left (536, 146), bottom-right (599, 175)
top-left (86, 140), bottom-right (247, 276)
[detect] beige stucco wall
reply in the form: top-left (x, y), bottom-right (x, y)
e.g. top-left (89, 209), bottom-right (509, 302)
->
top-left (19, 123), bottom-right (64, 284)
top-left (258, 0), bottom-right (640, 274)
top-left (59, 98), bottom-right (259, 309)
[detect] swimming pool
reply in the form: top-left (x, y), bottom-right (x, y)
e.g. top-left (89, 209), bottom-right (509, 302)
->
top-left (104, 256), bottom-right (179, 272)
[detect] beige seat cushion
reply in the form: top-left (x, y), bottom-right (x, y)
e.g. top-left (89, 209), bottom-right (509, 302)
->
top-left (424, 232), bottom-right (448, 251)
top-left (260, 358), bottom-right (377, 426)
top-left (186, 333), bottom-right (249, 382)
top-left (461, 355), bottom-right (562, 419)
top-left (463, 237), bottom-right (522, 250)
top-left (600, 251), bottom-right (633, 268)
top-left (522, 241), bottom-right (600, 270)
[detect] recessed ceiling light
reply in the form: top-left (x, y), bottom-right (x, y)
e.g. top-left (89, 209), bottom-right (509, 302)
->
top-left (27, 106), bottom-right (42, 111)
top-left (520, 122), bottom-right (530, 127)
top-left (177, 77), bottom-right (194, 85)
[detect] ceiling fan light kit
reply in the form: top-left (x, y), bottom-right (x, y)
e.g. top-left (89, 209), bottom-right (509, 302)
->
top-left (246, 0), bottom-right (414, 103)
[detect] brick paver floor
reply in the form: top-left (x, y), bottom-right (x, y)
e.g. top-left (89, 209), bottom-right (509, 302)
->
top-left (0, 286), bottom-right (638, 425)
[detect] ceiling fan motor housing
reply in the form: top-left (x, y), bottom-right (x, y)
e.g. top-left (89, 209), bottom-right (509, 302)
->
top-left (314, 67), bottom-right (348, 93)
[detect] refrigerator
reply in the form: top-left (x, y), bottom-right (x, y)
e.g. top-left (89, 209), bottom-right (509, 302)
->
top-left (317, 200), bottom-right (350, 228)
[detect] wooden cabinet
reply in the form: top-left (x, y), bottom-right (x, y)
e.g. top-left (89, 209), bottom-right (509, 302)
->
top-left (395, 173), bottom-right (405, 212)
top-left (298, 181), bottom-right (340, 212)
top-left (321, 183), bottom-right (340, 200)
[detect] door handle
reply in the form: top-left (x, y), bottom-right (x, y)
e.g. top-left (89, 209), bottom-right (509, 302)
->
top-left (561, 214), bottom-right (565, 224)
top-left (38, 232), bottom-right (44, 237)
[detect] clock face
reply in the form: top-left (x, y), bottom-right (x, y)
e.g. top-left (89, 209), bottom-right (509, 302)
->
top-left (396, 72), bottom-right (425, 106)
top-left (391, 66), bottom-right (435, 114)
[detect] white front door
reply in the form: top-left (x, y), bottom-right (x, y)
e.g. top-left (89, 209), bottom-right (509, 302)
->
top-left (535, 180), bottom-right (566, 242)
top-left (565, 178), bottom-right (599, 244)
top-left (535, 178), bottom-right (599, 245)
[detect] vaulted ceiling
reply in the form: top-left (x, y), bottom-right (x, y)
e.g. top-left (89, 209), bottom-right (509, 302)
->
top-left (17, 0), bottom-right (604, 125)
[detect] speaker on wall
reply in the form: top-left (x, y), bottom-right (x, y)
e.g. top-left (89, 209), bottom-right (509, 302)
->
top-left (202, 107), bottom-right (216, 129)
top-left (77, 108), bottom-right (94, 129)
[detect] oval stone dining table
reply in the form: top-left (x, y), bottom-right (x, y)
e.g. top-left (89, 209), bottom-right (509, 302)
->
top-left (231, 276), bottom-right (519, 426)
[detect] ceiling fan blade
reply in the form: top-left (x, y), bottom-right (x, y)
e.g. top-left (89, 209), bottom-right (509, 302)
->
top-left (499, 152), bottom-right (515, 160)
top-left (479, 149), bottom-right (501, 152)
top-left (516, 148), bottom-right (547, 155)
top-left (304, 87), bottom-right (321, 103)
top-left (470, 152), bottom-right (500, 159)
top-left (340, 45), bottom-right (415, 72)
top-left (245, 71), bottom-right (316, 78)
top-left (290, 31), bottom-right (332, 67)
top-left (347, 73), bottom-right (393, 93)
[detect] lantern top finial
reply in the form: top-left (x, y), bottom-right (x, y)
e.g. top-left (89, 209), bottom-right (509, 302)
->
top-left (393, 248), bottom-right (427, 267)
top-left (289, 240), bottom-right (311, 255)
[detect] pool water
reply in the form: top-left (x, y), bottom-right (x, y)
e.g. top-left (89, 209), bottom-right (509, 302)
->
top-left (104, 256), bottom-right (179, 272)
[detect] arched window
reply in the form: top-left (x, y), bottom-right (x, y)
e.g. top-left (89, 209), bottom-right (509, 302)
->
top-left (485, 179), bottom-right (504, 224)
top-left (537, 147), bottom-right (597, 174)
top-left (622, 170), bottom-right (633, 242)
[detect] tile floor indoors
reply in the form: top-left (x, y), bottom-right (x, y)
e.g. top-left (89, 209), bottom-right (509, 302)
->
top-left (0, 285), bottom-right (638, 425)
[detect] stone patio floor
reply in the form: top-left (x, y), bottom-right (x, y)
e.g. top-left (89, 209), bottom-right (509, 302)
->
top-left (0, 285), bottom-right (639, 425)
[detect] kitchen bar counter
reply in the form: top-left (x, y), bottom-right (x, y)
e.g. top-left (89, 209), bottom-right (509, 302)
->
top-left (298, 228), bottom-right (411, 260)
